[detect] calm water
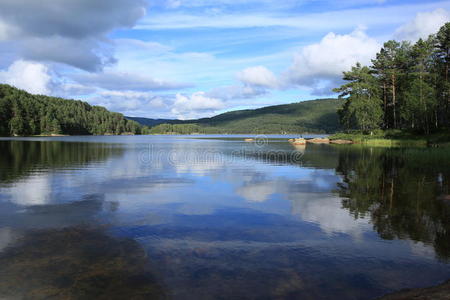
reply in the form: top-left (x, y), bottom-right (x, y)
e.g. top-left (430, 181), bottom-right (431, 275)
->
top-left (0, 135), bottom-right (449, 299)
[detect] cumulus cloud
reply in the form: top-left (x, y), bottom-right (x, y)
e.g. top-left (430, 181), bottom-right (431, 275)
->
top-left (207, 84), bottom-right (268, 101)
top-left (19, 37), bottom-right (117, 72)
top-left (0, 0), bottom-right (147, 71)
top-left (0, 60), bottom-right (51, 94)
top-left (171, 92), bottom-right (224, 119)
top-left (394, 8), bottom-right (450, 42)
top-left (54, 83), bottom-right (98, 98)
top-left (71, 71), bottom-right (191, 91)
top-left (285, 27), bottom-right (380, 93)
top-left (87, 90), bottom-right (170, 116)
top-left (237, 66), bottom-right (279, 89)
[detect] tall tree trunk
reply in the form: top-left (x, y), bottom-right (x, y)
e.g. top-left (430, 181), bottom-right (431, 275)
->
top-left (392, 74), bottom-right (397, 129)
top-left (446, 55), bottom-right (449, 126)
top-left (383, 82), bottom-right (388, 129)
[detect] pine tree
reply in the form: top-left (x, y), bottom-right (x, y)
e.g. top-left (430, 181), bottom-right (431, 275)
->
top-left (333, 63), bottom-right (383, 132)
top-left (435, 23), bottom-right (450, 125)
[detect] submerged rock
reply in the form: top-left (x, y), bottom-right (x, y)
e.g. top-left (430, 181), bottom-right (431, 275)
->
top-left (0, 226), bottom-right (166, 300)
top-left (330, 139), bottom-right (353, 144)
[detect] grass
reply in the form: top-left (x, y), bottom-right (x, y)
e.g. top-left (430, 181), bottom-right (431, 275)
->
top-left (329, 130), bottom-right (450, 147)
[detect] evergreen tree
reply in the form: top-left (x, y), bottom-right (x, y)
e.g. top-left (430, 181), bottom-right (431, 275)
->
top-left (435, 23), bottom-right (450, 124)
top-left (333, 63), bottom-right (383, 132)
top-left (371, 40), bottom-right (411, 129)
top-left (401, 38), bottom-right (436, 133)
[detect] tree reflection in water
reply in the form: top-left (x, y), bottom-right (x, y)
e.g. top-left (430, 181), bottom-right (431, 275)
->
top-left (335, 146), bottom-right (450, 261)
top-left (0, 140), bottom-right (123, 184)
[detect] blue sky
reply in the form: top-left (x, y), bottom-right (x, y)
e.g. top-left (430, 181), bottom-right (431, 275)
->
top-left (0, 0), bottom-right (450, 119)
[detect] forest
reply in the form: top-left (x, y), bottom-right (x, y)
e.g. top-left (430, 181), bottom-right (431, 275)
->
top-left (335, 23), bottom-right (450, 134)
top-left (0, 84), bottom-right (141, 136)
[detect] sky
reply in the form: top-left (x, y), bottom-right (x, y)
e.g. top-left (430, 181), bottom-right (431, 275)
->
top-left (0, 0), bottom-right (450, 120)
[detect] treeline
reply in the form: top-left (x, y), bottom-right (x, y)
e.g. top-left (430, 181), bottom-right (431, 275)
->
top-left (144, 123), bottom-right (219, 134)
top-left (145, 123), bottom-right (322, 134)
top-left (335, 23), bottom-right (450, 134)
top-left (0, 84), bottom-right (142, 136)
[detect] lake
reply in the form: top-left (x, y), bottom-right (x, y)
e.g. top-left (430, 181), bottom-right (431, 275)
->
top-left (0, 135), bottom-right (449, 299)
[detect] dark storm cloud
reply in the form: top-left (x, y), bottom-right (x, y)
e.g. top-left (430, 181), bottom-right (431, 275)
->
top-left (0, 0), bottom-right (147, 71)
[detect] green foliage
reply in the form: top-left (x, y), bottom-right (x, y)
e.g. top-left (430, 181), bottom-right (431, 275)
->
top-left (333, 63), bottom-right (383, 131)
top-left (0, 84), bottom-right (142, 136)
top-left (336, 23), bottom-right (450, 134)
top-left (138, 99), bottom-right (342, 134)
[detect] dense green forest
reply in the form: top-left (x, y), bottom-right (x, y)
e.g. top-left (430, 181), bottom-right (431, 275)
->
top-left (0, 84), bottom-right (141, 136)
top-left (335, 23), bottom-right (450, 134)
top-left (133, 99), bottom-right (342, 134)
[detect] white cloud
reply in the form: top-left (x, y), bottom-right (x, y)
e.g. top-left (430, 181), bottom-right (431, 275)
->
top-left (87, 90), bottom-right (171, 116)
top-left (0, 60), bottom-right (51, 94)
top-left (165, 0), bottom-right (182, 9)
top-left (0, 20), bottom-right (16, 40)
top-left (115, 38), bottom-right (173, 54)
top-left (137, 2), bottom-right (449, 30)
top-left (20, 36), bottom-right (116, 72)
top-left (72, 70), bottom-right (191, 91)
top-left (208, 84), bottom-right (268, 100)
top-left (285, 27), bottom-right (380, 90)
top-left (55, 83), bottom-right (97, 98)
top-left (394, 8), bottom-right (450, 42)
top-left (237, 66), bottom-right (279, 89)
top-left (171, 92), bottom-right (225, 119)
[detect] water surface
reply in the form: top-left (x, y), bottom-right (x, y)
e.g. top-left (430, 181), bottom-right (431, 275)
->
top-left (0, 135), bottom-right (449, 299)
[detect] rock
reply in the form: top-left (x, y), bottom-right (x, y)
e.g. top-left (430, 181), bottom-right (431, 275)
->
top-left (290, 138), bottom-right (306, 145)
top-left (306, 138), bottom-right (330, 144)
top-left (330, 139), bottom-right (353, 144)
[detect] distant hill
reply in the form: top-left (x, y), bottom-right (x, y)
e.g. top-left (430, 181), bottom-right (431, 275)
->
top-left (0, 84), bottom-right (141, 136)
top-left (128, 98), bottom-right (342, 134)
top-left (125, 117), bottom-right (176, 127)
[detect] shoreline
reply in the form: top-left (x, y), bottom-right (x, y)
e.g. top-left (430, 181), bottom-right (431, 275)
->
top-left (377, 280), bottom-right (450, 299)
